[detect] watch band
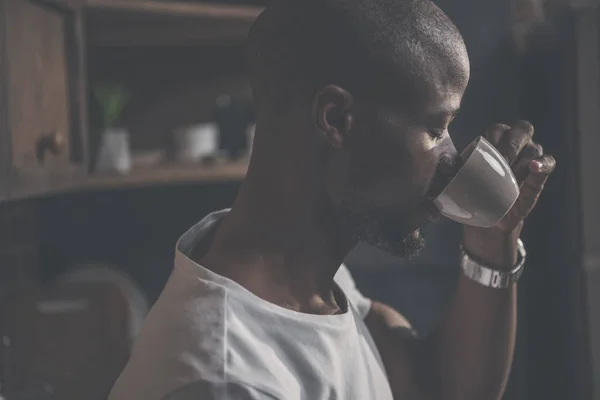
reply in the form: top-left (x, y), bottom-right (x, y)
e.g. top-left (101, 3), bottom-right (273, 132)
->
top-left (460, 239), bottom-right (526, 289)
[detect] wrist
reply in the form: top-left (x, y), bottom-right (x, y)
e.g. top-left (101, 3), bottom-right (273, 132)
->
top-left (462, 223), bottom-right (523, 270)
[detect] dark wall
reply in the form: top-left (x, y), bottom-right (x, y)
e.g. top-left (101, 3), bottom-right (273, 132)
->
top-left (39, 184), bottom-right (241, 303)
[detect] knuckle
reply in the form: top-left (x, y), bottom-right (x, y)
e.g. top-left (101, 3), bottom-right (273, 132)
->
top-left (485, 124), bottom-right (510, 142)
top-left (545, 155), bottom-right (557, 172)
top-left (514, 120), bottom-right (535, 135)
top-left (528, 144), bottom-right (542, 158)
top-left (509, 138), bottom-right (522, 153)
top-left (493, 123), bottom-right (511, 131)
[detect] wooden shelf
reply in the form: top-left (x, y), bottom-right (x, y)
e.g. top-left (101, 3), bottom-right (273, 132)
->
top-left (83, 160), bottom-right (248, 190)
top-left (4, 161), bottom-right (247, 202)
top-left (84, 1), bottom-right (263, 46)
top-left (85, 0), bottom-right (262, 19)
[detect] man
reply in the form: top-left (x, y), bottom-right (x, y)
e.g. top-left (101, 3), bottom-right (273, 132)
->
top-left (108, 0), bottom-right (555, 399)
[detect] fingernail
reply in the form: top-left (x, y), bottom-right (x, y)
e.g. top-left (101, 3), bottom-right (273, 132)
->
top-left (530, 160), bottom-right (543, 172)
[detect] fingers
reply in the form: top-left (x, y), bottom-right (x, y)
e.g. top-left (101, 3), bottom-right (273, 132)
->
top-left (513, 154), bottom-right (557, 218)
top-left (513, 142), bottom-right (544, 183)
top-left (484, 124), bottom-right (510, 146)
top-left (496, 120), bottom-right (535, 165)
top-left (483, 120), bottom-right (556, 229)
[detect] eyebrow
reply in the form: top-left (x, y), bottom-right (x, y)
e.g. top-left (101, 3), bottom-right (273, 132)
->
top-left (428, 107), bottom-right (460, 122)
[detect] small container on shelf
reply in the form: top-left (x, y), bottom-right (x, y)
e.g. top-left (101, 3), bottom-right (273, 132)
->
top-left (91, 83), bottom-right (132, 175)
top-left (173, 123), bottom-right (219, 164)
top-left (95, 127), bottom-right (132, 175)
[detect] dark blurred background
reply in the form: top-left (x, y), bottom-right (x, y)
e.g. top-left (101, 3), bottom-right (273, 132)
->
top-left (0, 0), bottom-right (598, 399)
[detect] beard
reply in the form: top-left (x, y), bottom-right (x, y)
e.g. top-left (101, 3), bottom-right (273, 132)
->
top-left (330, 200), bottom-right (426, 258)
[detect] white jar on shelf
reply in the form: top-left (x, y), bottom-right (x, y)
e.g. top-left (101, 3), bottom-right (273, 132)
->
top-left (173, 123), bottom-right (219, 164)
top-left (95, 127), bottom-right (132, 174)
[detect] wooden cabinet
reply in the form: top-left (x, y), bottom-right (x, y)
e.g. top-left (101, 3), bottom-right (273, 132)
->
top-left (0, 0), bottom-right (88, 201)
top-left (0, 0), bottom-right (258, 202)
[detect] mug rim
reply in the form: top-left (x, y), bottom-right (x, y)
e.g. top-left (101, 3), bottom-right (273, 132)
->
top-left (434, 136), bottom-right (507, 202)
top-left (433, 135), bottom-right (520, 227)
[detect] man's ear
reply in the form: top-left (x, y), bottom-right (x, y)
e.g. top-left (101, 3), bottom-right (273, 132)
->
top-left (312, 85), bottom-right (354, 148)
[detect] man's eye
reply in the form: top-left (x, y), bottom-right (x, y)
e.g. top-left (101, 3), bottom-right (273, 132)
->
top-left (428, 129), bottom-right (446, 138)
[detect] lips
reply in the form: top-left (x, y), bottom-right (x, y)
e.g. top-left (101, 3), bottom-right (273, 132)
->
top-left (426, 152), bottom-right (464, 202)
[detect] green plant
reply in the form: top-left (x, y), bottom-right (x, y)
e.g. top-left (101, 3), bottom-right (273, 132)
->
top-left (93, 83), bottom-right (130, 130)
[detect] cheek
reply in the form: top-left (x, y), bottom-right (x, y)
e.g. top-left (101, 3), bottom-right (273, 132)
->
top-left (360, 135), bottom-right (442, 206)
top-left (349, 127), bottom-right (411, 186)
top-left (324, 116), bottom-right (442, 207)
top-left (352, 146), bottom-right (407, 197)
top-left (330, 139), bottom-right (424, 207)
top-left (408, 141), bottom-right (441, 193)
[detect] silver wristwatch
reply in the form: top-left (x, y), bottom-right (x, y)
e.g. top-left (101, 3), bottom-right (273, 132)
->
top-left (460, 239), bottom-right (526, 289)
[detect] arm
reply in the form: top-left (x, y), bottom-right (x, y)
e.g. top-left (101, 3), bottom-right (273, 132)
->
top-left (365, 121), bottom-right (555, 400)
top-left (365, 260), bottom-right (517, 400)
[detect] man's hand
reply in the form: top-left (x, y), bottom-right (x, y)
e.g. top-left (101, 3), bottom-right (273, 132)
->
top-left (462, 121), bottom-right (556, 269)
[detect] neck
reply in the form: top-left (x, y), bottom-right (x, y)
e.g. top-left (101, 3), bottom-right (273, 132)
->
top-left (196, 125), bottom-right (355, 314)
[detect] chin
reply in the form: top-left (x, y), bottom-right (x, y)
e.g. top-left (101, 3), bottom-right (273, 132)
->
top-left (329, 200), bottom-right (426, 258)
top-left (367, 228), bottom-right (426, 259)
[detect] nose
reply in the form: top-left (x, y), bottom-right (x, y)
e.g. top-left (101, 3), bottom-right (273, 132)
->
top-left (427, 136), bottom-right (460, 200)
top-left (438, 135), bottom-right (460, 177)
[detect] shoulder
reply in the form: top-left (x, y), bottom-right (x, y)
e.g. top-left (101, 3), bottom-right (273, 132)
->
top-left (108, 269), bottom-right (230, 400)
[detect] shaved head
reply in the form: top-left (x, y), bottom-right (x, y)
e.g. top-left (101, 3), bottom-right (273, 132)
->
top-left (246, 0), bottom-right (469, 111)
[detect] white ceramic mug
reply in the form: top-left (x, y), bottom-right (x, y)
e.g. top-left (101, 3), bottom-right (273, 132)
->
top-left (433, 136), bottom-right (520, 228)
